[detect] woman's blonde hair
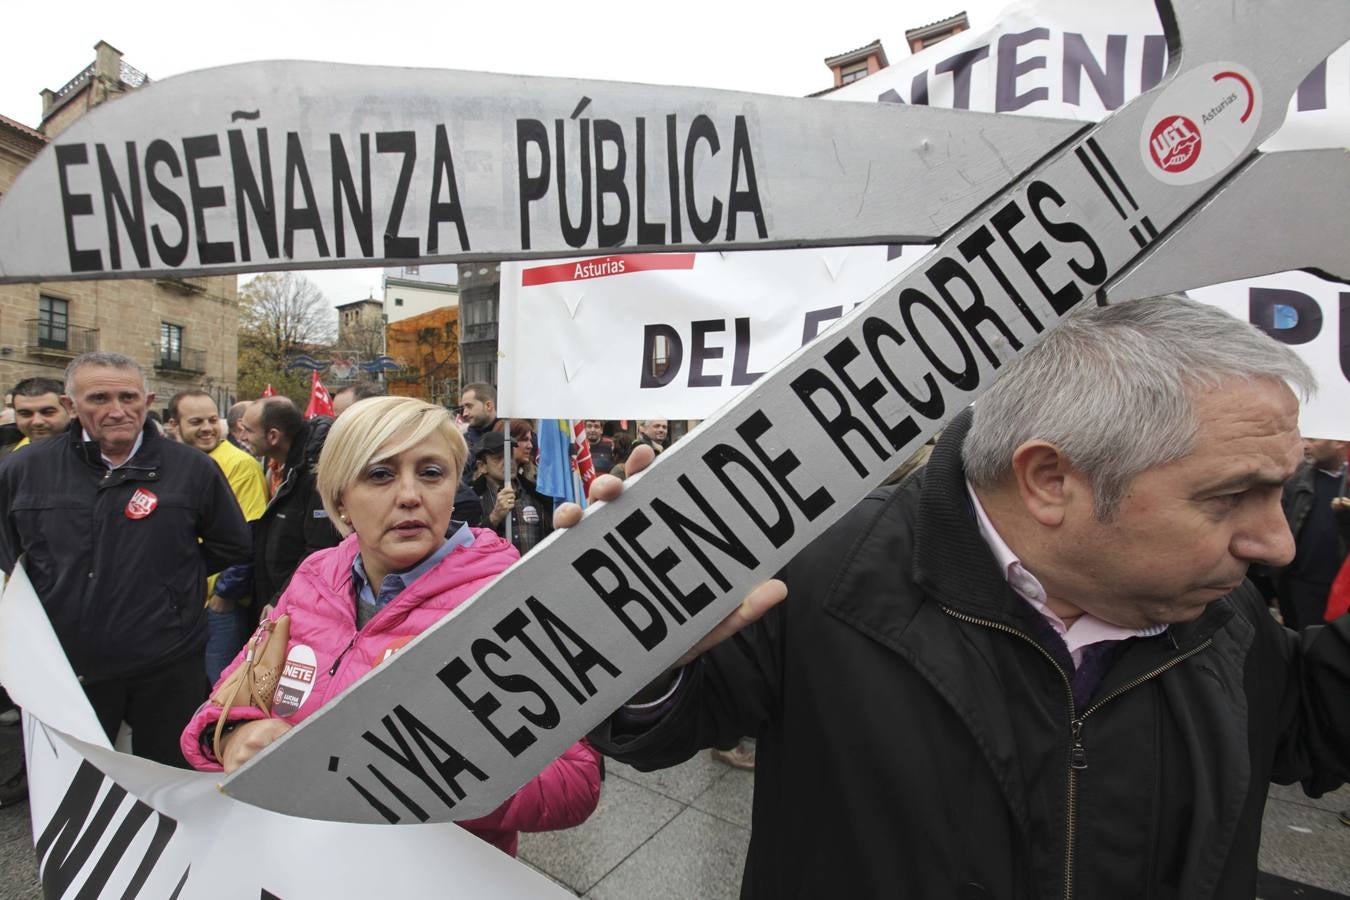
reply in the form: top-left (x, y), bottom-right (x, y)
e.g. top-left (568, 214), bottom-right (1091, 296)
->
top-left (317, 396), bottom-right (466, 536)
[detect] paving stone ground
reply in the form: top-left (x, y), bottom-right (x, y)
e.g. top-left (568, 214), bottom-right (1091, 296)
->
top-left (0, 726), bottom-right (1343, 898)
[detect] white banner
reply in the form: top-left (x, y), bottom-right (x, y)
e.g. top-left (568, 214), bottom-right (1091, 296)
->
top-left (0, 564), bottom-right (570, 899)
top-left (498, 0), bottom-right (1350, 428)
top-left (0, 58), bottom-right (1082, 282)
top-left (498, 246), bottom-right (929, 419)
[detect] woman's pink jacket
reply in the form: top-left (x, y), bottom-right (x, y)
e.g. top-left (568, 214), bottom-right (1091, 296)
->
top-left (180, 529), bottom-right (601, 855)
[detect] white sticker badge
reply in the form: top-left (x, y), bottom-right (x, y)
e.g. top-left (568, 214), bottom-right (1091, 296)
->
top-left (271, 643), bottom-right (318, 717)
top-left (1140, 63), bottom-right (1262, 185)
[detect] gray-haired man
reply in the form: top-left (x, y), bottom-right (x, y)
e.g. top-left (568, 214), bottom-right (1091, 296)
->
top-left (0, 352), bottom-right (250, 767)
top-left (591, 296), bottom-right (1350, 899)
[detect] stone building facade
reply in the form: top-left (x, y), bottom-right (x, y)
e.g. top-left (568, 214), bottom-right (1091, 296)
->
top-left (0, 41), bottom-right (238, 411)
top-left (336, 298), bottom-right (385, 344)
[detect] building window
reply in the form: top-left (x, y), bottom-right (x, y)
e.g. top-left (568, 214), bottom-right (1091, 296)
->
top-left (160, 322), bottom-right (184, 368)
top-left (840, 62), bottom-right (870, 85)
top-left (38, 296), bottom-right (69, 349)
top-left (395, 297), bottom-right (404, 306)
top-left (405, 265), bottom-right (420, 276)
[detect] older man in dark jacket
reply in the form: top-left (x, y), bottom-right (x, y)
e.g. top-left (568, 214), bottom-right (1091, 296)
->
top-left (593, 298), bottom-right (1350, 900)
top-left (0, 353), bottom-right (250, 766)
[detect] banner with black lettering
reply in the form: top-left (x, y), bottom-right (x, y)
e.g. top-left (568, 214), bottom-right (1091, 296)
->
top-left (497, 0), bottom-right (1350, 425)
top-left (0, 564), bottom-right (570, 899)
top-left (0, 63), bottom-right (1082, 282)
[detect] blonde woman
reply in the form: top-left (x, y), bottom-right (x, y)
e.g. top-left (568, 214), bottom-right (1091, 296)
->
top-left (182, 396), bottom-right (600, 854)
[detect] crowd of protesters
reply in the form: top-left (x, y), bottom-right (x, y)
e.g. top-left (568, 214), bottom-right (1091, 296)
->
top-left (0, 295), bottom-right (1348, 893)
top-left (0, 357), bottom-right (679, 852)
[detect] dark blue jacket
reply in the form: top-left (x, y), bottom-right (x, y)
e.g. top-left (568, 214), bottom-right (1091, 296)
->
top-left (0, 421), bottom-right (251, 680)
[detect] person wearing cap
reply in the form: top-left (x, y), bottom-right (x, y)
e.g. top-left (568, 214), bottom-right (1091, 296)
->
top-left (471, 430), bottom-right (552, 556)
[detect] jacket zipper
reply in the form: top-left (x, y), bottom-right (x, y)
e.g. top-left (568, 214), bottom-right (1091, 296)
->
top-left (328, 634), bottom-right (358, 676)
top-left (325, 586), bottom-right (418, 679)
top-left (941, 606), bottom-right (1212, 900)
top-left (269, 465), bottom-right (297, 510)
top-left (87, 464), bottom-right (152, 627)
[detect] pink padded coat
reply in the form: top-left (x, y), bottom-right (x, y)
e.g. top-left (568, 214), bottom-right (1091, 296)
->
top-left (180, 530), bottom-right (601, 855)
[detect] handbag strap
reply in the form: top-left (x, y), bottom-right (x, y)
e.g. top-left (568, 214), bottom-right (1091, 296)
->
top-left (212, 621), bottom-right (274, 764)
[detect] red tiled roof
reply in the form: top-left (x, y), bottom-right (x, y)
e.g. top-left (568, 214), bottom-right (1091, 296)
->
top-left (905, 11), bottom-right (969, 41)
top-left (823, 39), bottom-right (888, 69)
top-left (0, 114), bottom-right (46, 143)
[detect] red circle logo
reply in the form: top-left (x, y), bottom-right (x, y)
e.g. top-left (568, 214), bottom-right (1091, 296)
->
top-left (1148, 115), bottom-right (1202, 173)
top-left (124, 488), bottom-right (158, 519)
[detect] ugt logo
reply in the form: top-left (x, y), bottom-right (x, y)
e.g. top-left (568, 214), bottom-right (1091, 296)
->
top-left (1148, 115), bottom-right (1202, 173)
top-left (124, 488), bottom-right (158, 520)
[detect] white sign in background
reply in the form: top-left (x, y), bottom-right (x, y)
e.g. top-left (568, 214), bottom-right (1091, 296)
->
top-left (0, 563), bottom-right (568, 900)
top-left (498, 246), bottom-right (930, 419)
top-left (498, 0), bottom-right (1350, 432)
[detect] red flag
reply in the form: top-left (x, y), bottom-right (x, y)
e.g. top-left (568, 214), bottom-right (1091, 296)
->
top-left (262, 384), bottom-right (277, 398)
top-left (572, 420), bottom-right (597, 496)
top-left (304, 371), bottom-right (334, 419)
top-left (1326, 555), bottom-right (1350, 621)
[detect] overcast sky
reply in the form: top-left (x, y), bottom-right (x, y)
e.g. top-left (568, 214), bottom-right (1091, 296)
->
top-left (2, 0), bottom-right (1006, 307)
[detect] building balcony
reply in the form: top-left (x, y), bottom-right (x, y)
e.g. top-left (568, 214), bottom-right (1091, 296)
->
top-left (23, 319), bottom-right (98, 358)
top-left (155, 346), bottom-right (207, 376)
top-left (154, 277), bottom-right (208, 296)
top-left (461, 322), bottom-right (498, 343)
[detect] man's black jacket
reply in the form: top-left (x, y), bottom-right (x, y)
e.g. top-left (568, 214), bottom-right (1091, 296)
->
top-left (0, 421), bottom-right (251, 680)
top-left (595, 412), bottom-right (1350, 900)
top-left (252, 417), bottom-right (340, 606)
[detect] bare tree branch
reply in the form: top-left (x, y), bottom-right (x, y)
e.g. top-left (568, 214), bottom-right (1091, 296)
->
top-left (236, 272), bottom-right (337, 402)
top-left (239, 272), bottom-right (337, 360)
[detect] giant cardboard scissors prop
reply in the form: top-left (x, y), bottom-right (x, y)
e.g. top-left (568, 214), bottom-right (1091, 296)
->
top-left (0, 0), bottom-right (1346, 830)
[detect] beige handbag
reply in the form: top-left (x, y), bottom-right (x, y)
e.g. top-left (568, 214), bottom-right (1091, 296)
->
top-left (211, 615), bottom-right (291, 763)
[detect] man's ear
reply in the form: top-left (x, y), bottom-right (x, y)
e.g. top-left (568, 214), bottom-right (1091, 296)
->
top-left (1010, 440), bottom-right (1077, 527)
top-left (59, 395), bottom-right (76, 417)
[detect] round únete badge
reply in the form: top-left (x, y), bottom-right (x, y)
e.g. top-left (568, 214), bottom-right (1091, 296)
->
top-left (271, 644), bottom-right (318, 717)
top-left (1139, 63), bottom-right (1262, 186)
